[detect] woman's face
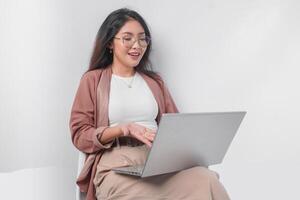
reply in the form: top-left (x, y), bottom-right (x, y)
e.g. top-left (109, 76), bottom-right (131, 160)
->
top-left (111, 20), bottom-right (148, 69)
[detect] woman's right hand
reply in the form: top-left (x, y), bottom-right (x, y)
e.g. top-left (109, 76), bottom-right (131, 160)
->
top-left (118, 123), bottom-right (156, 147)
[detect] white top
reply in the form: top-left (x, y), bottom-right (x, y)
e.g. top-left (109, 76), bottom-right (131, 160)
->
top-left (108, 72), bottom-right (159, 131)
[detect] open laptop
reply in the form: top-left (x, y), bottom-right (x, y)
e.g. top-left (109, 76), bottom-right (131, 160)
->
top-left (112, 111), bottom-right (246, 178)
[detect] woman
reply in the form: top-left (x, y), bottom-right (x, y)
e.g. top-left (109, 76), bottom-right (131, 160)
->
top-left (70, 8), bottom-right (230, 200)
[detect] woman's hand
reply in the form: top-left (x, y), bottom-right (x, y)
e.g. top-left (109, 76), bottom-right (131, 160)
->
top-left (118, 123), bottom-right (156, 147)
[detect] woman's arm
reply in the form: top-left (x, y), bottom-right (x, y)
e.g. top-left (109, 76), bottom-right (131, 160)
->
top-left (69, 72), bottom-right (114, 154)
top-left (98, 126), bottom-right (123, 144)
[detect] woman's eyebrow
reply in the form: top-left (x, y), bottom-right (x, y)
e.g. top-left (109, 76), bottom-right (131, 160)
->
top-left (121, 32), bottom-right (146, 35)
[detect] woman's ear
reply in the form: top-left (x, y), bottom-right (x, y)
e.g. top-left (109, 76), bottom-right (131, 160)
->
top-left (108, 43), bottom-right (113, 54)
top-left (108, 42), bottom-right (113, 50)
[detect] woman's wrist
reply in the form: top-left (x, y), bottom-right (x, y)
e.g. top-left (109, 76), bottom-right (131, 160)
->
top-left (118, 123), bottom-right (130, 136)
top-left (99, 125), bottom-right (124, 144)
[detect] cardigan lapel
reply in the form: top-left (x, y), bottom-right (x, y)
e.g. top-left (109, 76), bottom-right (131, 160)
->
top-left (96, 67), bottom-right (112, 127)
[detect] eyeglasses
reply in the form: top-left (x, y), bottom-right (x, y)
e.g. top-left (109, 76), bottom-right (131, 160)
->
top-left (114, 36), bottom-right (151, 48)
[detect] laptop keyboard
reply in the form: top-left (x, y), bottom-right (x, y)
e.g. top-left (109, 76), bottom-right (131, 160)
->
top-left (113, 165), bottom-right (144, 176)
top-left (123, 165), bottom-right (143, 173)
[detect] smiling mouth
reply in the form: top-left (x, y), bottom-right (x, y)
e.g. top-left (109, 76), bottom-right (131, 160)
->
top-left (128, 52), bottom-right (141, 60)
top-left (128, 52), bottom-right (140, 56)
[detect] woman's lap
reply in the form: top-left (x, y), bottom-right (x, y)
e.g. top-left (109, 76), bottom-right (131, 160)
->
top-left (93, 145), bottom-right (229, 200)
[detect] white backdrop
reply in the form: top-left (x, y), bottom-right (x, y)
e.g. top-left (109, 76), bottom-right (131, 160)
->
top-left (0, 0), bottom-right (299, 199)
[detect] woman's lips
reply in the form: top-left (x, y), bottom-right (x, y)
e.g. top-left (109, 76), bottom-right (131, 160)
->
top-left (128, 52), bottom-right (140, 60)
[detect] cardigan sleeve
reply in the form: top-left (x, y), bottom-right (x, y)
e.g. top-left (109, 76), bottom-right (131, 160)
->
top-left (162, 83), bottom-right (179, 113)
top-left (154, 74), bottom-right (179, 113)
top-left (69, 72), bottom-right (113, 154)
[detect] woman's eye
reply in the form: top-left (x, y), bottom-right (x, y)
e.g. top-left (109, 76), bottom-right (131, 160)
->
top-left (123, 37), bottom-right (132, 41)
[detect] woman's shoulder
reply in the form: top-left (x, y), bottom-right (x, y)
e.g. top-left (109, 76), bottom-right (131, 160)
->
top-left (140, 70), bottom-right (165, 86)
top-left (76, 68), bottom-right (106, 91)
top-left (81, 68), bottom-right (104, 80)
top-left (80, 68), bottom-right (110, 87)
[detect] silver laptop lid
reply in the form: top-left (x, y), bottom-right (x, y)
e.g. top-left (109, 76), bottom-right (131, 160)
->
top-left (141, 111), bottom-right (246, 177)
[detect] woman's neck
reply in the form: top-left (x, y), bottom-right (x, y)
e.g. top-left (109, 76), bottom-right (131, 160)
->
top-left (111, 64), bottom-right (135, 77)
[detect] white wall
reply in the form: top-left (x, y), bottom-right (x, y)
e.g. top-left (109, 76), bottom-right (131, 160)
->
top-left (0, 0), bottom-right (299, 199)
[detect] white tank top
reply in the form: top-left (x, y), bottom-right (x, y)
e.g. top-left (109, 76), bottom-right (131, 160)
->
top-left (108, 72), bottom-right (159, 131)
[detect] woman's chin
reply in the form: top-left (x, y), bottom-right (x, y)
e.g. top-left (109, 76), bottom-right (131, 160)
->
top-left (126, 55), bottom-right (142, 66)
top-left (127, 61), bottom-right (141, 68)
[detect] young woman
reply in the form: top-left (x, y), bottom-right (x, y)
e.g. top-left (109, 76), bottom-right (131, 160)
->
top-left (69, 8), bottom-right (230, 200)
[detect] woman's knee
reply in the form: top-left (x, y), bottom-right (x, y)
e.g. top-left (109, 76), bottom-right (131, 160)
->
top-left (190, 166), bottom-right (220, 180)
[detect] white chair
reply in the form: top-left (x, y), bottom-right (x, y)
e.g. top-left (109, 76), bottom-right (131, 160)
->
top-left (76, 151), bottom-right (87, 200)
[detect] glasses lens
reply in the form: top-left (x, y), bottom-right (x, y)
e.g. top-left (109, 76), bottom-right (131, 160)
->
top-left (122, 36), bottom-right (150, 48)
top-left (139, 37), bottom-right (150, 47)
top-left (122, 37), bottom-right (133, 48)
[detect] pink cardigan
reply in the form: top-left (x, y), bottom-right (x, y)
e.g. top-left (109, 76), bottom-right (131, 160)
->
top-left (69, 66), bottom-right (178, 200)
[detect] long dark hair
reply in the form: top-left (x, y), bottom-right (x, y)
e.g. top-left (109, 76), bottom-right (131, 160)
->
top-left (87, 8), bottom-right (158, 79)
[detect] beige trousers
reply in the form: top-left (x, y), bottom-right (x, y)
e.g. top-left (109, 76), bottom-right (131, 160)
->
top-left (93, 145), bottom-right (230, 200)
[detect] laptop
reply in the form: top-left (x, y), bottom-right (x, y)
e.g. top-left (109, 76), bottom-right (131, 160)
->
top-left (112, 111), bottom-right (246, 178)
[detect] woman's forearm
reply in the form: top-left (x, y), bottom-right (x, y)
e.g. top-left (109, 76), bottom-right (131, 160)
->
top-left (98, 126), bottom-right (123, 144)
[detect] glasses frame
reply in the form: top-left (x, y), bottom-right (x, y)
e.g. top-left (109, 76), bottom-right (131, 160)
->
top-left (114, 35), bottom-right (151, 48)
